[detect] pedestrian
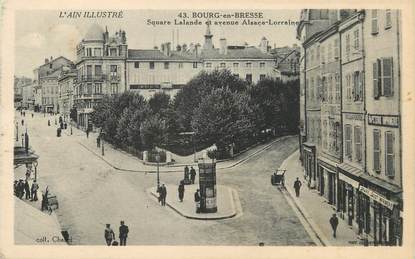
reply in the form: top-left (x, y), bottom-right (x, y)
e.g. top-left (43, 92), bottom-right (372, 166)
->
top-left (160, 184), bottom-right (167, 206)
top-left (330, 213), bottom-right (339, 238)
top-left (184, 165), bottom-right (190, 183)
top-left (190, 166), bottom-right (196, 184)
top-left (31, 180), bottom-right (39, 201)
top-left (17, 179), bottom-right (25, 199)
top-left (21, 119), bottom-right (24, 126)
top-left (48, 119), bottom-right (50, 126)
top-left (119, 221), bottom-right (129, 246)
top-left (25, 169), bottom-right (31, 181)
top-left (24, 180), bottom-right (31, 200)
top-left (97, 136), bottom-right (101, 148)
top-left (13, 180), bottom-right (18, 196)
top-left (194, 189), bottom-right (201, 213)
top-left (31, 113), bottom-right (34, 118)
top-left (178, 181), bottom-right (185, 202)
top-left (86, 128), bottom-right (89, 138)
top-left (293, 177), bottom-right (302, 197)
top-left (104, 224), bottom-right (115, 246)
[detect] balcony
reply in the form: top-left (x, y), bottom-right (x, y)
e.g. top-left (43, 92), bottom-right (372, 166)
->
top-left (77, 75), bottom-right (106, 83)
top-left (108, 74), bottom-right (120, 82)
top-left (74, 93), bottom-right (104, 100)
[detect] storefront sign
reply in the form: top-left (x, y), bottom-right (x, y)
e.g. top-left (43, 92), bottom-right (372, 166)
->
top-left (345, 113), bottom-right (364, 121)
top-left (359, 186), bottom-right (396, 210)
top-left (339, 173), bottom-right (359, 189)
top-left (368, 114), bottom-right (399, 128)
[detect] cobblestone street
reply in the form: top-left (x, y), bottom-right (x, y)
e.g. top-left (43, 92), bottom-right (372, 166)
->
top-left (18, 112), bottom-right (314, 245)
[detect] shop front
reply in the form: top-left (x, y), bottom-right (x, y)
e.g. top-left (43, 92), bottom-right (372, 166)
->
top-left (358, 175), bottom-right (402, 246)
top-left (317, 156), bottom-right (338, 206)
top-left (302, 142), bottom-right (316, 189)
top-left (337, 163), bottom-right (362, 230)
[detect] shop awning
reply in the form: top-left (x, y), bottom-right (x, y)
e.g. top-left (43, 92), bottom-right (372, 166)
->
top-left (337, 163), bottom-right (363, 178)
top-left (360, 174), bottom-right (402, 194)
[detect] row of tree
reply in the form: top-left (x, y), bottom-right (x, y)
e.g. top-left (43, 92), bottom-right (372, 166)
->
top-left (91, 69), bottom-right (299, 158)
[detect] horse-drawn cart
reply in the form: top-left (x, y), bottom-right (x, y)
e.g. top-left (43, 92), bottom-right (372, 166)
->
top-left (271, 169), bottom-right (286, 187)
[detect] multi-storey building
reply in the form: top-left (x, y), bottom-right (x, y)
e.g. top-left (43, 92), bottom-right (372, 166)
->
top-left (297, 9), bottom-right (402, 245)
top-left (362, 9), bottom-right (402, 246)
top-left (21, 82), bottom-right (34, 110)
top-left (271, 44), bottom-right (301, 82)
top-left (74, 25), bottom-right (127, 129)
top-left (317, 23), bottom-right (342, 206)
top-left (36, 56), bottom-right (74, 113)
top-left (58, 67), bottom-right (77, 122)
top-left (73, 24), bottom-right (280, 129)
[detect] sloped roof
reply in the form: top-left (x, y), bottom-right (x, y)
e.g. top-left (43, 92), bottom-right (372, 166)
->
top-left (200, 46), bottom-right (274, 60)
top-left (41, 69), bottom-right (62, 79)
top-left (128, 49), bottom-right (200, 61)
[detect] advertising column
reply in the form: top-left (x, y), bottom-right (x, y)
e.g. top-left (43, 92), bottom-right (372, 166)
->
top-left (198, 162), bottom-right (217, 213)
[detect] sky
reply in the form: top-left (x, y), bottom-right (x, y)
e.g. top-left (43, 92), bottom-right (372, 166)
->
top-left (15, 9), bottom-right (300, 77)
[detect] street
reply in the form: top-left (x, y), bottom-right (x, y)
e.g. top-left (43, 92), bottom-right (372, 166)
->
top-left (18, 112), bottom-right (314, 246)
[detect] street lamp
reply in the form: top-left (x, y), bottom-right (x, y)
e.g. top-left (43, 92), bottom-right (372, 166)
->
top-left (156, 153), bottom-right (160, 188)
top-left (33, 160), bottom-right (38, 181)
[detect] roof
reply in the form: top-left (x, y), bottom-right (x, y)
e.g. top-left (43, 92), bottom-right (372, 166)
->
top-left (41, 69), bottom-right (62, 79)
top-left (39, 56), bottom-right (73, 69)
top-left (84, 23), bottom-right (104, 41)
top-left (200, 46), bottom-right (274, 60)
top-left (360, 174), bottom-right (402, 194)
top-left (128, 49), bottom-right (200, 61)
top-left (14, 198), bottom-right (66, 245)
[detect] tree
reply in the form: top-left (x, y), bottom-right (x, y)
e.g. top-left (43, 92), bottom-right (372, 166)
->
top-left (191, 88), bottom-right (255, 153)
top-left (174, 69), bottom-right (248, 131)
top-left (140, 113), bottom-right (166, 150)
top-left (148, 92), bottom-right (170, 115)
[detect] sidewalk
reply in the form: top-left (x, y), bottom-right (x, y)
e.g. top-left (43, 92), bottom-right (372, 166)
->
top-left (280, 150), bottom-right (361, 246)
top-left (148, 184), bottom-right (238, 220)
top-left (66, 124), bottom-right (293, 173)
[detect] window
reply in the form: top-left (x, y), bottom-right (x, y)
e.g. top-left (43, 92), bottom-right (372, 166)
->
top-left (109, 48), bottom-right (117, 56)
top-left (94, 83), bottom-right (102, 94)
top-left (345, 124), bottom-right (352, 159)
top-left (95, 65), bottom-right (102, 76)
top-left (193, 62), bottom-right (198, 69)
top-left (246, 62), bottom-right (252, 68)
top-left (93, 48), bottom-right (102, 56)
top-left (178, 63), bottom-right (183, 69)
top-left (373, 129), bottom-right (381, 172)
top-left (321, 77), bottom-right (326, 102)
top-left (373, 58), bottom-right (394, 98)
top-left (353, 71), bottom-right (363, 101)
top-left (385, 131), bottom-right (395, 177)
top-left (345, 34), bottom-right (350, 60)
top-left (149, 62), bottom-right (155, 69)
top-left (86, 48), bottom-right (92, 57)
top-left (334, 39), bottom-right (339, 59)
top-left (220, 63), bottom-right (226, 68)
top-left (354, 126), bottom-right (362, 162)
top-left (110, 65), bottom-right (117, 75)
top-left (86, 65), bottom-right (92, 78)
top-left (206, 63), bottom-right (212, 68)
top-left (87, 83), bottom-right (92, 94)
top-left (323, 120), bottom-right (328, 150)
top-left (260, 62), bottom-right (265, 69)
top-left (164, 62), bottom-right (169, 69)
top-left (134, 62), bottom-right (140, 68)
top-left (233, 63), bottom-right (239, 68)
top-left (111, 83), bottom-right (118, 94)
top-left (316, 76), bottom-right (321, 101)
top-left (245, 74), bottom-right (252, 83)
top-left (346, 74), bottom-right (352, 101)
top-left (371, 10), bottom-right (379, 34)
top-left (260, 74), bottom-right (266, 81)
top-left (335, 73), bottom-right (340, 102)
top-left (353, 29), bottom-right (360, 50)
top-left (385, 9), bottom-right (392, 29)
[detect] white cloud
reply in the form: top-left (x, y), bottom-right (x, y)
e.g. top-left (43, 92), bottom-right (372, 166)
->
top-left (17, 32), bottom-right (45, 49)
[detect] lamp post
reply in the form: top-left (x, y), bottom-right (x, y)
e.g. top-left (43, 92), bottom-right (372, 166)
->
top-left (156, 153), bottom-right (160, 188)
top-left (33, 160), bottom-right (38, 181)
top-left (101, 131), bottom-right (105, 156)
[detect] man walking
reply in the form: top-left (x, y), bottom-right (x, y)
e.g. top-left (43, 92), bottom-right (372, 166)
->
top-left (293, 177), bottom-right (302, 197)
top-left (190, 166), bottom-right (196, 184)
top-left (104, 224), bottom-right (115, 246)
top-left (160, 184), bottom-right (167, 206)
top-left (194, 189), bottom-right (201, 213)
top-left (178, 181), bottom-right (185, 202)
top-left (119, 221), bottom-right (129, 246)
top-left (330, 214), bottom-right (339, 238)
top-left (184, 165), bottom-right (190, 184)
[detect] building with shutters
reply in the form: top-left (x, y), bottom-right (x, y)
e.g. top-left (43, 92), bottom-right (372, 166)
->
top-left (297, 9), bottom-right (402, 245)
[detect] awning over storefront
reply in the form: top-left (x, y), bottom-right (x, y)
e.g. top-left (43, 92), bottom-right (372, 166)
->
top-left (337, 163), bottom-right (363, 189)
top-left (317, 155), bottom-right (339, 172)
top-left (360, 174), bottom-right (402, 194)
top-left (358, 185), bottom-right (397, 210)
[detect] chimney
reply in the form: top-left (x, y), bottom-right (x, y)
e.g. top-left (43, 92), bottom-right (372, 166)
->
top-left (45, 58), bottom-right (49, 64)
top-left (176, 45), bottom-right (182, 51)
top-left (260, 37), bottom-right (268, 53)
top-left (219, 38), bottom-right (227, 55)
top-left (166, 42), bottom-right (171, 56)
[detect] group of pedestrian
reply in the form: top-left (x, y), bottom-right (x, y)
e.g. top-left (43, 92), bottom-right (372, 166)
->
top-left (183, 165), bottom-right (196, 184)
top-left (157, 184), bottom-right (167, 206)
top-left (291, 177), bottom-right (339, 238)
top-left (14, 178), bottom-right (39, 202)
top-left (104, 221), bottom-right (129, 246)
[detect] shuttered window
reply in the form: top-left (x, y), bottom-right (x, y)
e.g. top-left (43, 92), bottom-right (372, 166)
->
top-left (371, 10), bottom-right (379, 34)
top-left (385, 9), bottom-right (392, 29)
top-left (354, 126), bottom-right (362, 162)
top-left (373, 61), bottom-right (380, 99)
top-left (385, 131), bottom-right (395, 177)
top-left (345, 125), bottom-right (352, 159)
top-left (373, 129), bottom-right (381, 172)
top-left (381, 58), bottom-right (393, 96)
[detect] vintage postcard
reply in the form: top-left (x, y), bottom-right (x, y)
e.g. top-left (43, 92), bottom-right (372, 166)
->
top-left (0, 0), bottom-right (414, 258)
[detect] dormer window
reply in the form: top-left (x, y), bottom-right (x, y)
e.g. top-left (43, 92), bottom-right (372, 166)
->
top-left (109, 48), bottom-right (117, 57)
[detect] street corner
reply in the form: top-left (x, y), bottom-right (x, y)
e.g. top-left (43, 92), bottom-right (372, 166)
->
top-left (148, 184), bottom-right (240, 220)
